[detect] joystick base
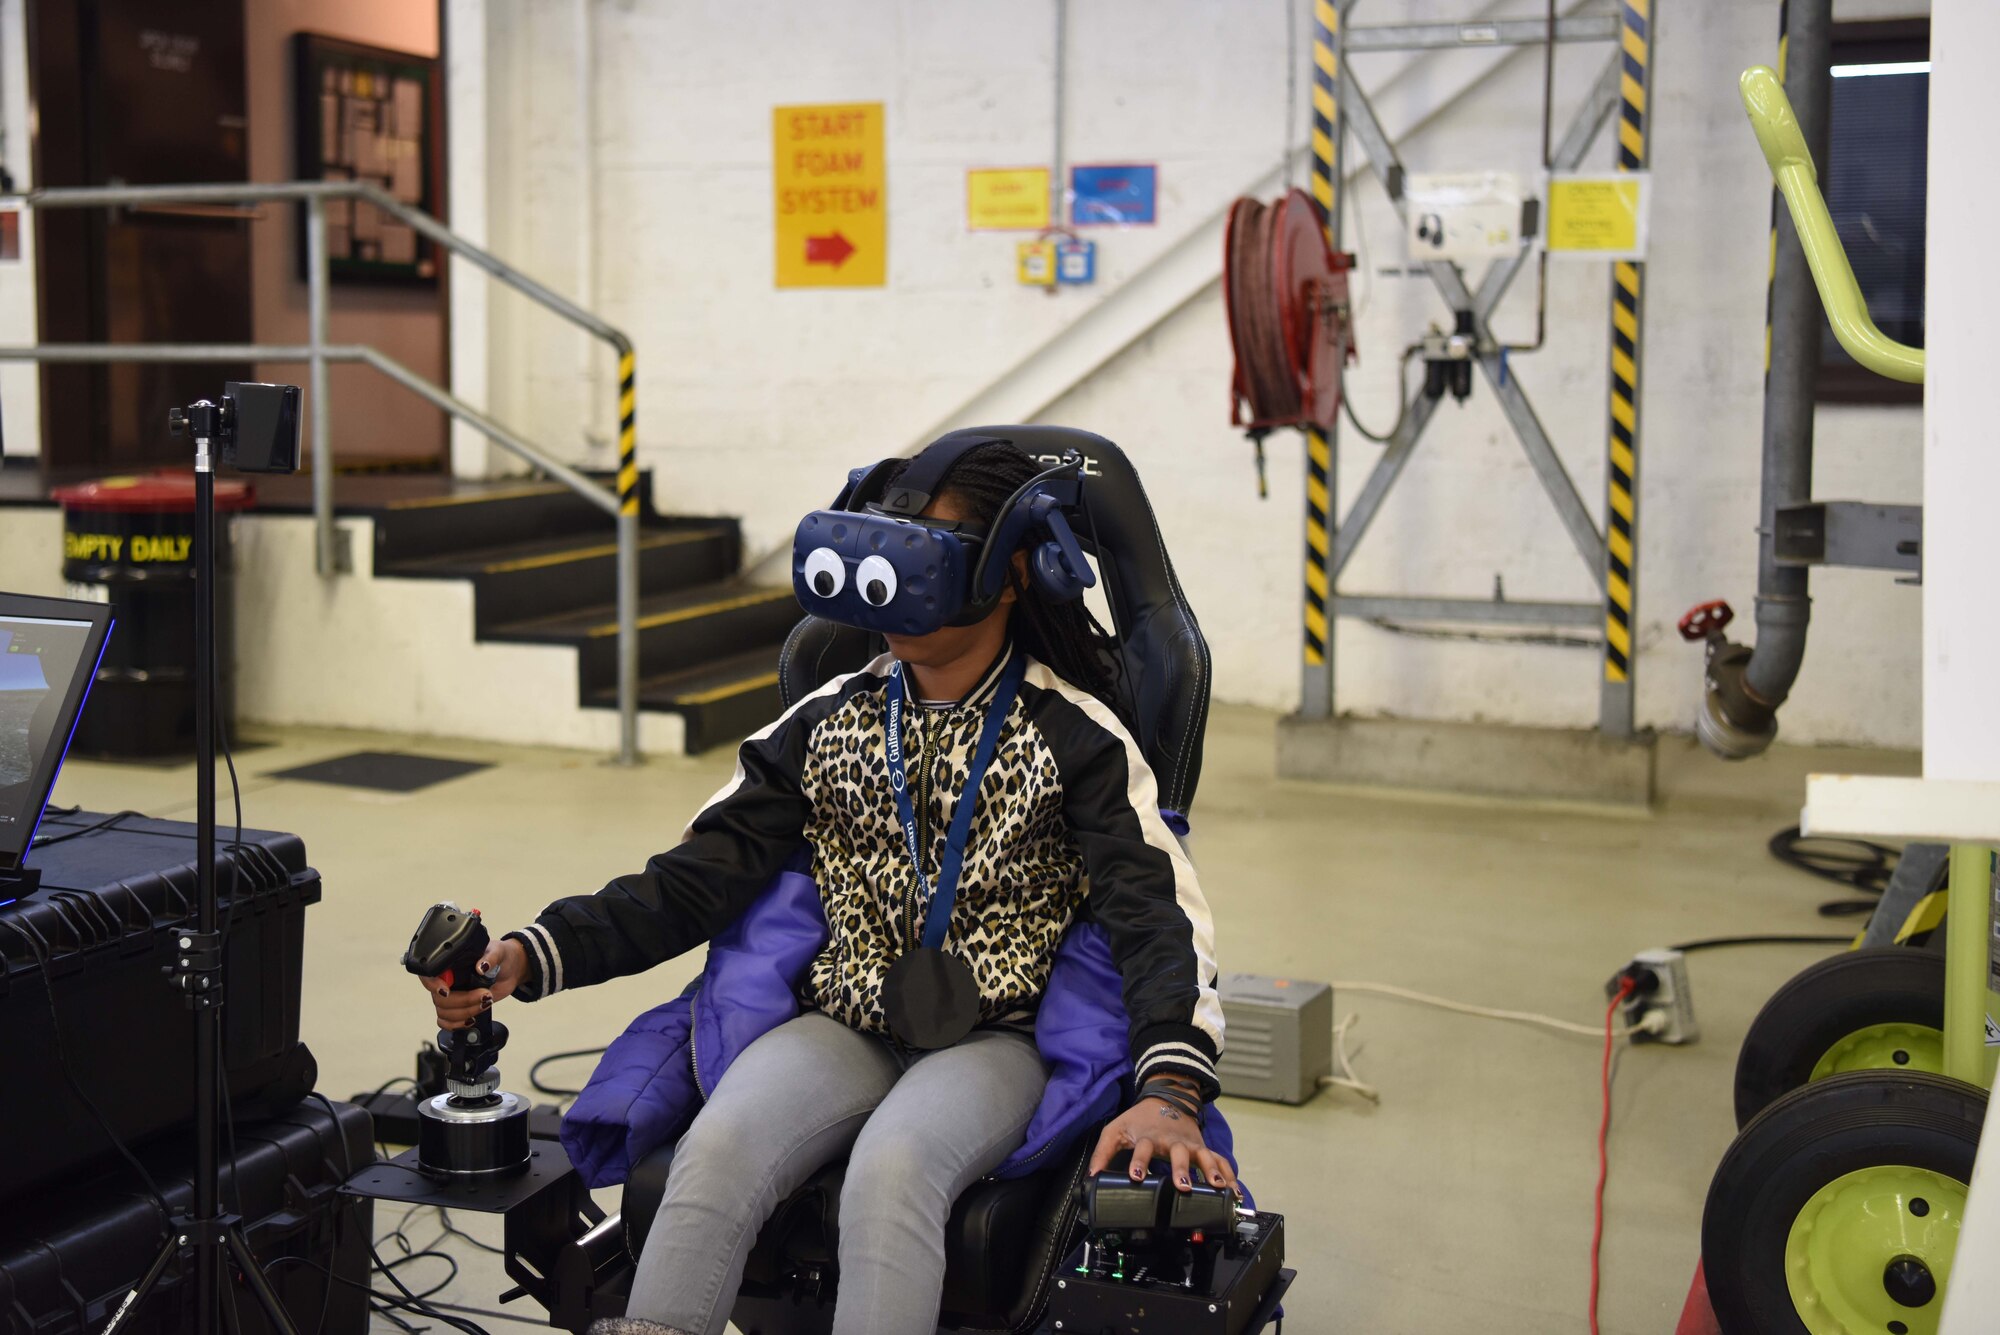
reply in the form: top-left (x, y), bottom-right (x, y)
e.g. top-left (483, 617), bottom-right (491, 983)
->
top-left (415, 1089), bottom-right (532, 1179)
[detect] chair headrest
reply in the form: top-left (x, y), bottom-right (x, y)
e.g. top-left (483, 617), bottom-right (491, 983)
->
top-left (780, 426), bottom-right (1211, 815)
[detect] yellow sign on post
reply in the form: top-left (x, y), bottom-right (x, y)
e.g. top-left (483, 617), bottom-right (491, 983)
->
top-left (1546, 173), bottom-right (1650, 259)
top-left (773, 102), bottom-right (886, 287)
top-left (1016, 239), bottom-right (1056, 286)
top-left (967, 167), bottom-right (1051, 231)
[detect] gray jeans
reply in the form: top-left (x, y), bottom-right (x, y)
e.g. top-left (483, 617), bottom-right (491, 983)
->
top-left (625, 1011), bottom-right (1049, 1335)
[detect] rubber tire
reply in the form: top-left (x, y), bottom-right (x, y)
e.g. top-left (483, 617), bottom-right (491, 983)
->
top-left (1704, 1071), bottom-right (1985, 1335)
top-left (1733, 948), bottom-right (1946, 1129)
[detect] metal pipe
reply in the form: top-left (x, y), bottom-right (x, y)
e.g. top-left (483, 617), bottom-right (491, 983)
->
top-left (356, 349), bottom-right (620, 515)
top-left (4, 181), bottom-right (636, 355)
top-left (575, 0), bottom-right (603, 450)
top-left (307, 196), bottom-right (335, 575)
top-left (1942, 845), bottom-right (1997, 1087)
top-left (0, 341), bottom-right (620, 517)
top-left (1342, 15), bottom-right (1619, 52)
top-left (0, 343), bottom-right (343, 361)
top-left (357, 183), bottom-right (631, 353)
top-left (1741, 66), bottom-right (1924, 382)
top-left (616, 509), bottom-right (640, 765)
top-left (1051, 0), bottom-right (1066, 232)
top-left (1743, 0), bottom-right (1832, 716)
top-left (1334, 595), bottom-right (1599, 627)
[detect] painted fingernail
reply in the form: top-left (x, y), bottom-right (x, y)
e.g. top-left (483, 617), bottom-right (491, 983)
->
top-left (481, 996), bottom-right (493, 1010)
top-left (1178, 1176), bottom-right (1189, 1188)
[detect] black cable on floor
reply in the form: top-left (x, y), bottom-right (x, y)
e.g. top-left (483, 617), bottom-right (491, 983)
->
top-left (1670, 933), bottom-right (1854, 953)
top-left (528, 1047), bottom-right (606, 1099)
top-left (1769, 825), bottom-right (1898, 917)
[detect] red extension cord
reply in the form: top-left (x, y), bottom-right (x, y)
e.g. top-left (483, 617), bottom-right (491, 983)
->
top-left (1591, 977), bottom-right (1637, 1335)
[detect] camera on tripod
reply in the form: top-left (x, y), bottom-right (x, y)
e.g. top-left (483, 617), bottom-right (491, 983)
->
top-left (167, 381), bottom-right (303, 475)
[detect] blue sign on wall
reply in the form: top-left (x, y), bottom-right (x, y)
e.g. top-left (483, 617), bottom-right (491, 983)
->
top-left (1055, 238), bottom-right (1096, 285)
top-left (1070, 164), bottom-right (1158, 227)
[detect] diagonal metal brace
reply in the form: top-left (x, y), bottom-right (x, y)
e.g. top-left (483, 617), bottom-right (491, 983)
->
top-left (1331, 47), bottom-right (1620, 592)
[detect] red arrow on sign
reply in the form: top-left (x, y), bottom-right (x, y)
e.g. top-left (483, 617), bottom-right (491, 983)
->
top-left (805, 232), bottom-right (855, 268)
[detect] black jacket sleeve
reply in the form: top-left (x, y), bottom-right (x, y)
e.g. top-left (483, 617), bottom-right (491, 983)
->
top-left (1034, 680), bottom-right (1225, 1102)
top-left (505, 669), bottom-right (873, 999)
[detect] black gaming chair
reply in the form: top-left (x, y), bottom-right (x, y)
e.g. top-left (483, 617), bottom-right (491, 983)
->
top-left (615, 427), bottom-right (1211, 1334)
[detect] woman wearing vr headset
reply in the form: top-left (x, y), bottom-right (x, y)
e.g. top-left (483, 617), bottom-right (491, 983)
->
top-left (415, 437), bottom-right (1227, 1335)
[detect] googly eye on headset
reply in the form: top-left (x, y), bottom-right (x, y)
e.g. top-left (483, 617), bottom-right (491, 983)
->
top-left (791, 430), bottom-right (1098, 637)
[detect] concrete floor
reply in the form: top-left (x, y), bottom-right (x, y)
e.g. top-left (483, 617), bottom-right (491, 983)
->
top-left (48, 706), bottom-right (1919, 1335)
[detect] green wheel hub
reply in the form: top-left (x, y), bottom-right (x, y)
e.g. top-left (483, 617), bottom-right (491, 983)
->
top-left (1785, 1165), bottom-right (1967, 1335)
top-left (1810, 1023), bottom-right (1945, 1082)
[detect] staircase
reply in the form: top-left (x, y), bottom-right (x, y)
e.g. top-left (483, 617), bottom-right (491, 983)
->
top-left (372, 477), bottom-right (798, 752)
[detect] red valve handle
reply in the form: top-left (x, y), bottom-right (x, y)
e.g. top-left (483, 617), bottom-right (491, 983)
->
top-left (1678, 600), bottom-right (1734, 642)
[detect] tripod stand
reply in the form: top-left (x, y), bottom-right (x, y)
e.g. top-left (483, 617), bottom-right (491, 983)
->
top-left (104, 394), bottom-right (301, 1335)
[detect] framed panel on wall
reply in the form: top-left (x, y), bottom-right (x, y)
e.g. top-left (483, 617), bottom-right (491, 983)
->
top-left (292, 32), bottom-right (440, 285)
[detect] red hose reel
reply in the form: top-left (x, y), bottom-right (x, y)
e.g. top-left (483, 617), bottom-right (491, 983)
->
top-left (1223, 188), bottom-right (1357, 435)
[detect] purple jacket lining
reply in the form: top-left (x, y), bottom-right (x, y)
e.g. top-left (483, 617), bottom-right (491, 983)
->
top-left (558, 865), bottom-right (1239, 1195)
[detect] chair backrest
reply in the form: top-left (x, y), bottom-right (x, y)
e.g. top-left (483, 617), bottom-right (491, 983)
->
top-left (778, 426), bottom-right (1211, 815)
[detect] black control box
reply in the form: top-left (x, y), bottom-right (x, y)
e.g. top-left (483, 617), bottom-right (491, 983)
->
top-left (1048, 1172), bottom-right (1287, 1335)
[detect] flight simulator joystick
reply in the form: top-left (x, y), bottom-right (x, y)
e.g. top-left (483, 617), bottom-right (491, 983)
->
top-left (400, 902), bottom-right (531, 1177)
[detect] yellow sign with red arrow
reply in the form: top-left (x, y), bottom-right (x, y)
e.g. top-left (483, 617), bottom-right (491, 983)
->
top-left (772, 102), bottom-right (886, 288)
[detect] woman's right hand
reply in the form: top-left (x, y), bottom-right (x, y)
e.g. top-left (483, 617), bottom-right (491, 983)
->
top-left (416, 936), bottom-right (527, 1030)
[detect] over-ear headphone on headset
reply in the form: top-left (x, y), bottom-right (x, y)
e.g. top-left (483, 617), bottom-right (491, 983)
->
top-left (792, 429), bottom-right (1097, 637)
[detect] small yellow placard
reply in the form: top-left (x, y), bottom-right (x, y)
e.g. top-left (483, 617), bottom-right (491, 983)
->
top-left (1546, 174), bottom-right (1649, 259)
top-left (1016, 240), bottom-right (1056, 286)
top-left (773, 102), bottom-right (886, 288)
top-left (968, 167), bottom-right (1051, 231)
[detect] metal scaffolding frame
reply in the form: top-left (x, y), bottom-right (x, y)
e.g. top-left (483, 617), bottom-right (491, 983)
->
top-left (1306, 2), bottom-right (1653, 738)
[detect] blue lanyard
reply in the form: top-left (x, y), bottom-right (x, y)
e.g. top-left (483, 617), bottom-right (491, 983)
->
top-left (885, 650), bottom-right (1027, 951)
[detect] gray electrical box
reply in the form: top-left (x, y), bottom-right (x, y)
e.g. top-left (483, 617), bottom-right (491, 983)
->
top-left (1215, 973), bottom-right (1333, 1104)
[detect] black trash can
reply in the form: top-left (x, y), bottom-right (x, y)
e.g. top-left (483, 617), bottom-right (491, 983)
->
top-left (52, 472), bottom-right (254, 758)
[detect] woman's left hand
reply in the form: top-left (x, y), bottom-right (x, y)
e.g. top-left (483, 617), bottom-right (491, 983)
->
top-left (1088, 1086), bottom-right (1239, 1196)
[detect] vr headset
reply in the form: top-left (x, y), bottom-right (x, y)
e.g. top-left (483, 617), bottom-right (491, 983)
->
top-left (792, 429), bottom-right (1098, 637)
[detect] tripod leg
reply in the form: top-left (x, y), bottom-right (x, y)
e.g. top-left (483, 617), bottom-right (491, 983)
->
top-left (225, 1225), bottom-right (302, 1335)
top-left (220, 1262), bottom-right (245, 1335)
top-left (99, 1236), bottom-right (182, 1335)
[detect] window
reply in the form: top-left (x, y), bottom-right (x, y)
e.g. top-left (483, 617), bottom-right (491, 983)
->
top-left (1817, 21), bottom-right (1928, 406)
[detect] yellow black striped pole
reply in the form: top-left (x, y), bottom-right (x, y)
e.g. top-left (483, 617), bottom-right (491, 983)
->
top-left (1302, 0), bottom-right (1340, 712)
top-left (1600, 0), bottom-right (1650, 734)
top-left (617, 351), bottom-right (639, 517)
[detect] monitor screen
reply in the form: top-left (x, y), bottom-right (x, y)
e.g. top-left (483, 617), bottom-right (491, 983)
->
top-left (0, 596), bottom-right (112, 872)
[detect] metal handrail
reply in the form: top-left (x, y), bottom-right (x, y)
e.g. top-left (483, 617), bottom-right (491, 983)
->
top-left (1739, 65), bottom-right (1926, 384)
top-left (0, 180), bottom-right (644, 763)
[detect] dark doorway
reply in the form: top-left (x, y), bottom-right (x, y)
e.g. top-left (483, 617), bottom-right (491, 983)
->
top-left (30, 0), bottom-right (254, 471)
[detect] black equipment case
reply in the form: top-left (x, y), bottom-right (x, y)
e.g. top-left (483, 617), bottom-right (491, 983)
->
top-left (0, 1100), bottom-right (375, 1335)
top-left (0, 812), bottom-right (320, 1202)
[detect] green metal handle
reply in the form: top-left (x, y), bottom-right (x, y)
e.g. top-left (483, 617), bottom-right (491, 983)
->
top-left (1739, 65), bottom-right (1926, 384)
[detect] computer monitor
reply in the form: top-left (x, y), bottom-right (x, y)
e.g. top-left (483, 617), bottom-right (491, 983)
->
top-left (0, 591), bottom-right (114, 884)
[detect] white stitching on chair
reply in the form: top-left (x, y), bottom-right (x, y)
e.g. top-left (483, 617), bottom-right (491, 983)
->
top-left (778, 622), bottom-right (801, 709)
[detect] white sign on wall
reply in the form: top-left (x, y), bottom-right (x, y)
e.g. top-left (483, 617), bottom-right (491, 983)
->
top-left (1403, 171), bottom-right (1526, 261)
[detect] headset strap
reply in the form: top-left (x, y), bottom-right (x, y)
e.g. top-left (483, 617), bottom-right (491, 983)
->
top-left (866, 431), bottom-right (1007, 516)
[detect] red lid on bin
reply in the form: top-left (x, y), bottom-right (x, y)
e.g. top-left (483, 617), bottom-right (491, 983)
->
top-left (51, 471), bottom-right (257, 513)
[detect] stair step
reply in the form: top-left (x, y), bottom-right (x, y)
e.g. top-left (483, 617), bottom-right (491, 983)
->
top-left (381, 521), bottom-right (741, 632)
top-left (489, 580), bottom-right (802, 697)
top-left (370, 478), bottom-right (642, 565)
top-left (586, 648), bottom-right (786, 753)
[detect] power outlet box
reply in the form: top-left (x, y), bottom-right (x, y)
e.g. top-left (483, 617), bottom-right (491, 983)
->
top-left (1614, 947), bottom-right (1699, 1045)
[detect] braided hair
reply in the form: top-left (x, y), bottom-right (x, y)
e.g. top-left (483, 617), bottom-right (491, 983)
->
top-left (888, 442), bottom-right (1128, 724)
